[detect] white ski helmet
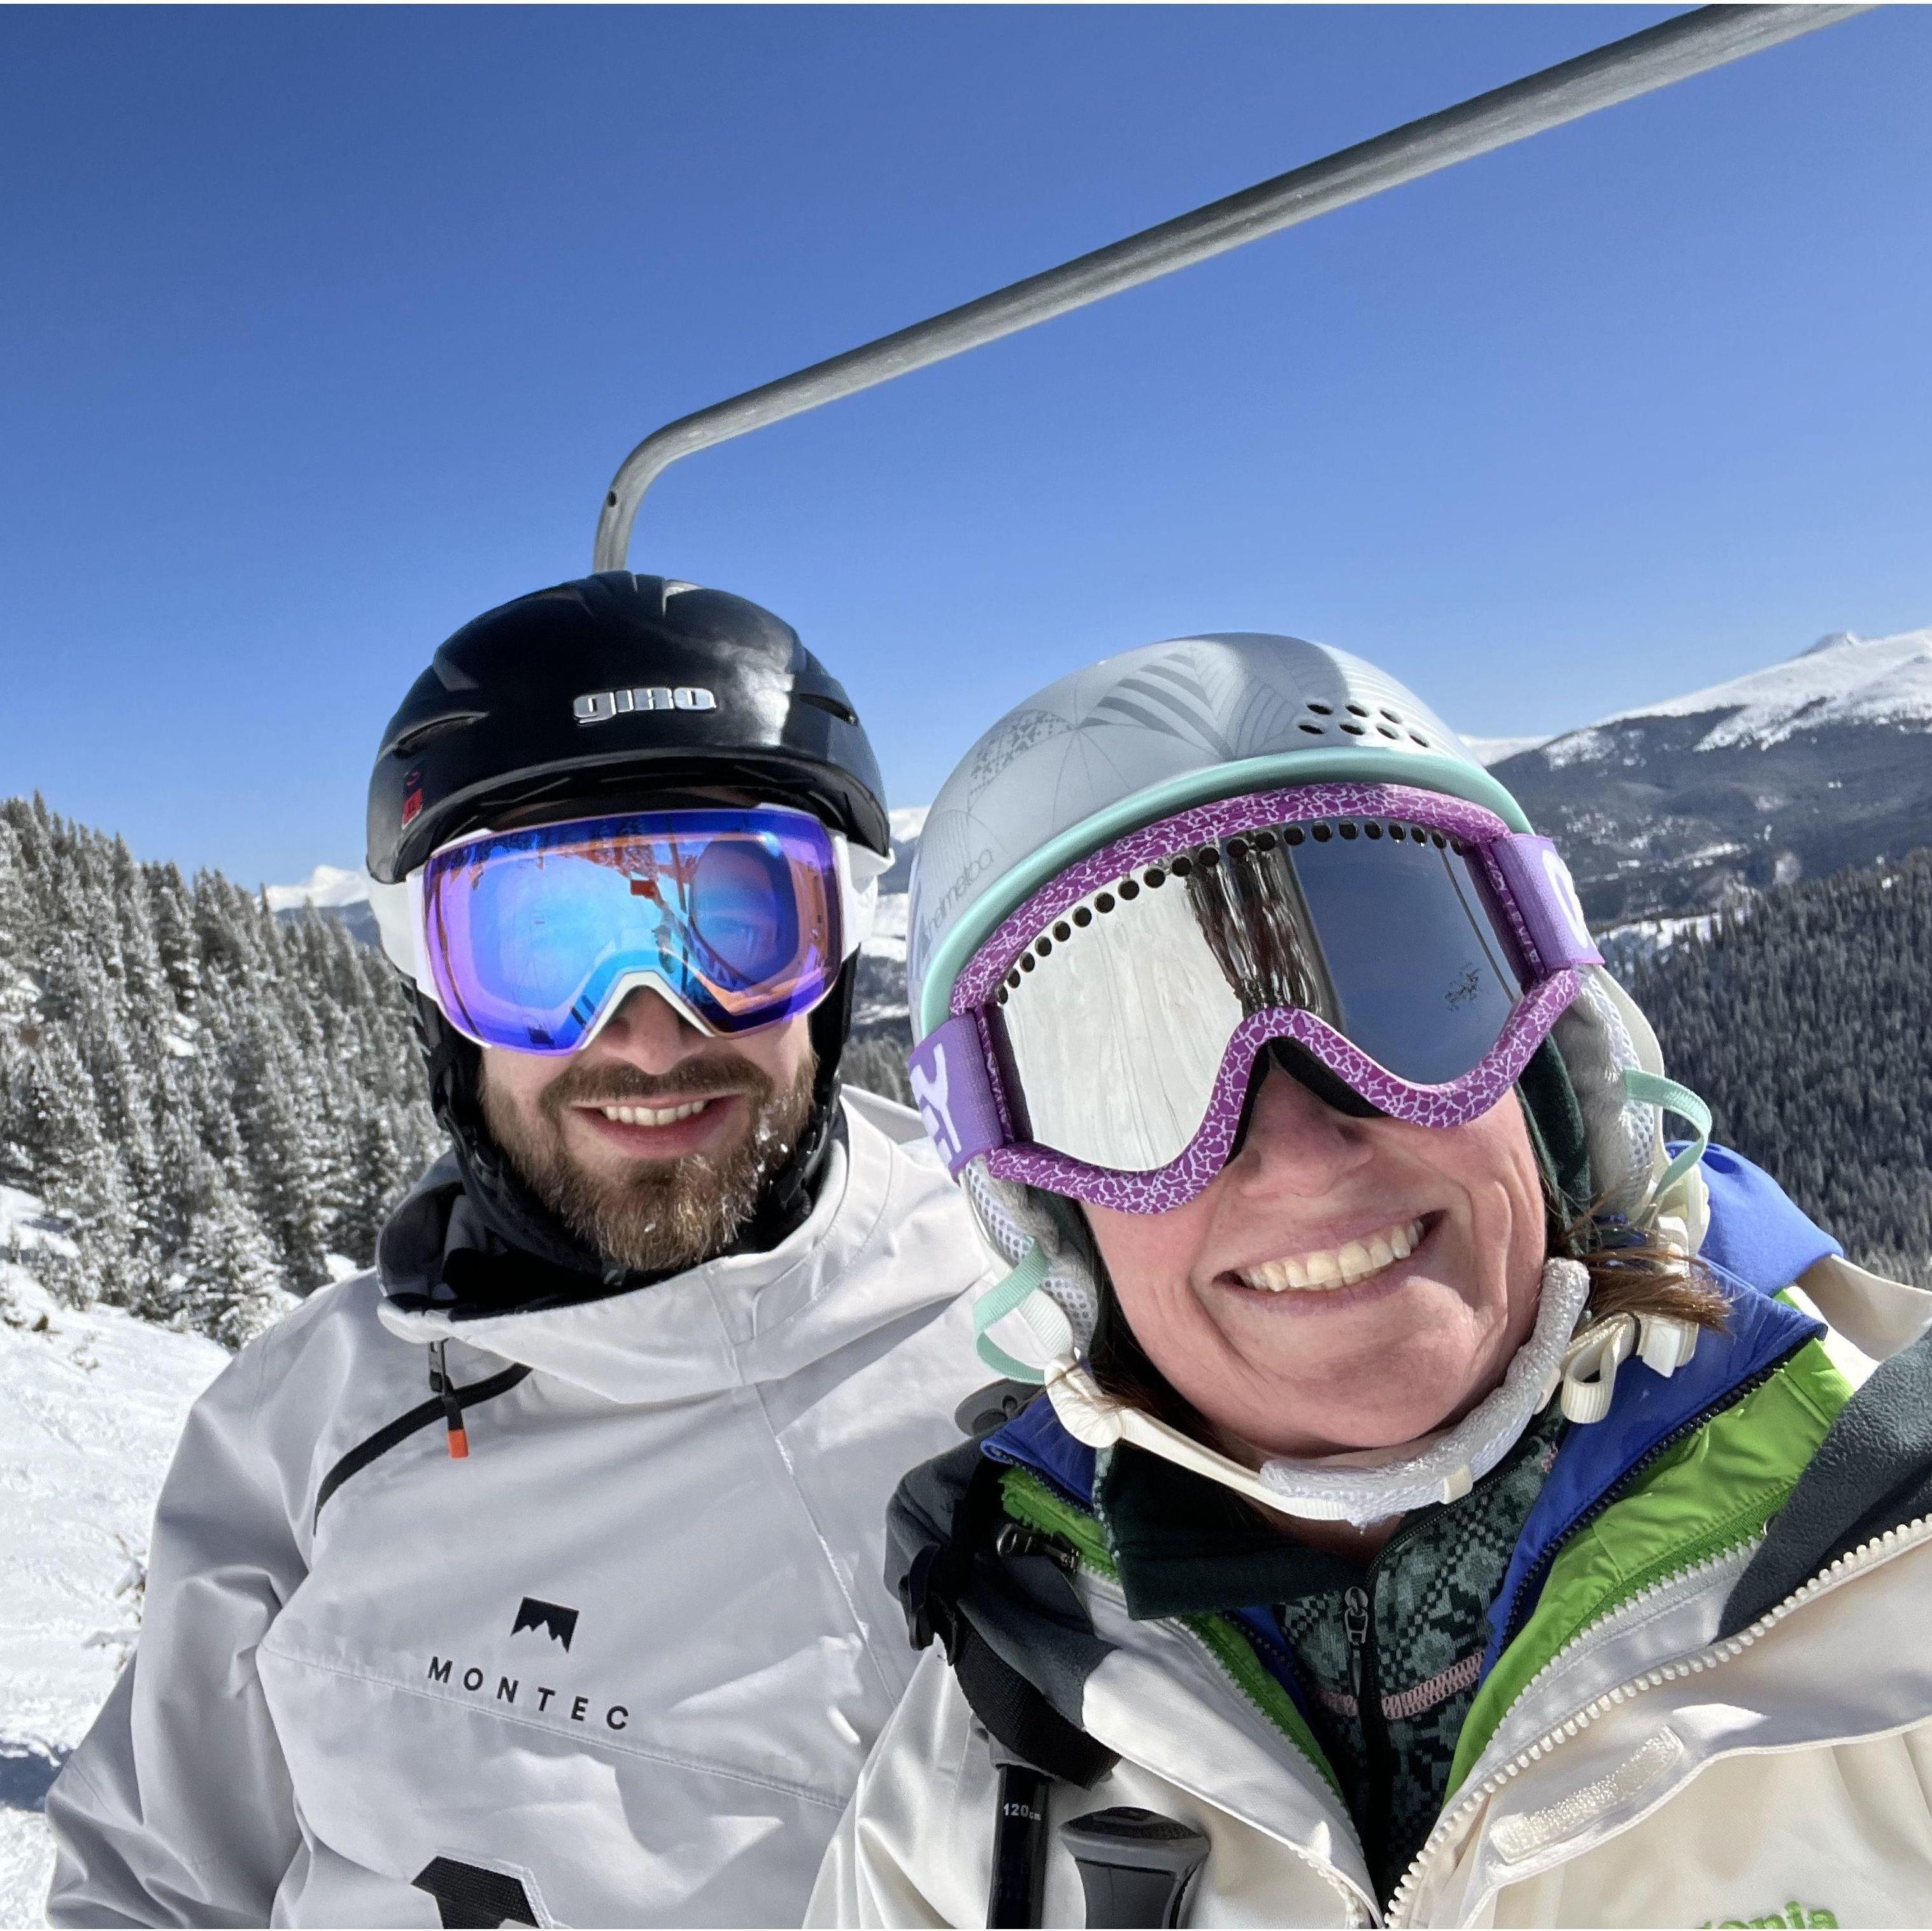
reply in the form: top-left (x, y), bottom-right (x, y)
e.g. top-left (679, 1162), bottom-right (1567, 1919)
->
top-left (907, 633), bottom-right (1711, 1414)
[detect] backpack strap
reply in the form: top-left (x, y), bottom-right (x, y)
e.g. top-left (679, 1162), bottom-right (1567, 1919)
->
top-left (901, 1457), bottom-right (1118, 1788)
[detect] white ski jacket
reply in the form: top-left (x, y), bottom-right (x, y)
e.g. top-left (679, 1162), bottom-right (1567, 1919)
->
top-left (45, 1090), bottom-right (999, 1930)
top-left (811, 1166), bottom-right (1932, 1929)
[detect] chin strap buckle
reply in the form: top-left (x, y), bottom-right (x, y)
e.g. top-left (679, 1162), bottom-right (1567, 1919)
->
top-left (1550, 1311), bottom-right (1700, 1424)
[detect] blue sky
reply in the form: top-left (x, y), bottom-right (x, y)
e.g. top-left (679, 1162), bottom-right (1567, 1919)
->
top-left (3, 4), bottom-right (1927, 887)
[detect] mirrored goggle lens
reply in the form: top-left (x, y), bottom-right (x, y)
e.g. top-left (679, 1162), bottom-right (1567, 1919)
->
top-left (422, 808), bottom-right (842, 1052)
top-left (990, 815), bottom-right (1524, 1172)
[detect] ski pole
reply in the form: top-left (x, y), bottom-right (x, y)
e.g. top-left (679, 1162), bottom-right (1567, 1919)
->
top-left (1058, 1807), bottom-right (1211, 1929)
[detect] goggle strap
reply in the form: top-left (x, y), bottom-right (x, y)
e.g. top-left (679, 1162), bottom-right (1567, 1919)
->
top-left (907, 1014), bottom-right (1008, 1174)
top-left (366, 870), bottom-right (419, 984)
top-left (832, 831), bottom-right (872, 961)
top-left (1489, 835), bottom-right (1603, 974)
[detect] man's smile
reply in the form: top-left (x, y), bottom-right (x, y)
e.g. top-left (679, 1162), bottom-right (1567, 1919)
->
top-left (567, 1092), bottom-right (746, 1159)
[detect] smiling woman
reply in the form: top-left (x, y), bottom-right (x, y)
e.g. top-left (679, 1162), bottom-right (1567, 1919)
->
top-left (813, 630), bottom-right (1932, 1929)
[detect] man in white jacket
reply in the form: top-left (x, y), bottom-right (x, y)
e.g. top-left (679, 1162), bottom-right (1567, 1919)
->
top-left (45, 573), bottom-right (997, 1929)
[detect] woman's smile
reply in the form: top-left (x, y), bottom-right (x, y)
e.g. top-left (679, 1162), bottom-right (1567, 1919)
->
top-left (1212, 1211), bottom-right (1444, 1317)
top-left (1088, 1066), bottom-right (1547, 1459)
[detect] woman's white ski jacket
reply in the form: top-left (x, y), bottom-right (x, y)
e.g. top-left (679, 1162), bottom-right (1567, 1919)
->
top-left (812, 1152), bottom-right (1932, 1928)
top-left (46, 1090), bottom-right (998, 1930)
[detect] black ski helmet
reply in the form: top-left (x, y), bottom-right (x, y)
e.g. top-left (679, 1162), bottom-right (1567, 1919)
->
top-left (367, 570), bottom-right (891, 1295)
top-left (369, 570), bottom-right (888, 884)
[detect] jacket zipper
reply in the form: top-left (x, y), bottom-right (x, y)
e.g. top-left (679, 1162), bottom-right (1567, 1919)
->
top-left (1321, 1414), bottom-right (1549, 1891)
top-left (1381, 1511), bottom-right (1932, 1927)
top-left (1342, 1584), bottom-right (1389, 1872)
top-left (1174, 1609), bottom-right (1377, 1927)
top-left (429, 1340), bottom-right (469, 1459)
top-left (1493, 1350), bottom-right (1791, 1657)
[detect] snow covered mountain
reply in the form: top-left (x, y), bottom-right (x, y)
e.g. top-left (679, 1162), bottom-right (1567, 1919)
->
top-left (1549, 628), bottom-right (1932, 760)
top-left (265, 863), bottom-right (378, 948)
top-left (1496, 626), bottom-right (1932, 927)
top-left (272, 628), bottom-right (1932, 1011)
top-left (1460, 733), bottom-right (1551, 768)
top-left (262, 863), bottom-right (371, 914)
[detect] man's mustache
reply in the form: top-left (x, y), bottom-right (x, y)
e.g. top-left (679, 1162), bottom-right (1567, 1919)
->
top-left (539, 1052), bottom-right (774, 1117)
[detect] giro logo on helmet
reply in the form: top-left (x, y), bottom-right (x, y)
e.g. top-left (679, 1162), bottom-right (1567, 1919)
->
top-left (573, 685), bottom-right (717, 724)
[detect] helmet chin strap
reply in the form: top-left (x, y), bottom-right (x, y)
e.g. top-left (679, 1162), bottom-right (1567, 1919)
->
top-left (1046, 1257), bottom-right (1696, 1527)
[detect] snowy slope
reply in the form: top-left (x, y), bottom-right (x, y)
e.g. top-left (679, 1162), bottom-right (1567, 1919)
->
top-left (0, 1190), bottom-right (227, 1925)
top-left (1544, 628), bottom-right (1932, 765)
top-left (1460, 733), bottom-right (1549, 767)
top-left (1498, 625), bottom-right (1932, 926)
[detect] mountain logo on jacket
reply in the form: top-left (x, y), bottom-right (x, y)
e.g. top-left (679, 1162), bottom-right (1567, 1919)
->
top-left (511, 1597), bottom-right (579, 1652)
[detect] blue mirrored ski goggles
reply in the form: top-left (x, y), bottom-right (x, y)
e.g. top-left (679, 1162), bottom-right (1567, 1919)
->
top-left (383, 807), bottom-right (869, 1054)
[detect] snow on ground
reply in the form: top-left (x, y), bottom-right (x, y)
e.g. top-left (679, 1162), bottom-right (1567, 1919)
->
top-left (1595, 912), bottom-right (1726, 979)
top-left (1543, 626), bottom-right (1932, 765)
top-left (0, 1189), bottom-right (227, 1926)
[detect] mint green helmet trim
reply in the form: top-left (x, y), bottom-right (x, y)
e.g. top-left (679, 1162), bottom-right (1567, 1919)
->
top-left (915, 746), bottom-right (1533, 1039)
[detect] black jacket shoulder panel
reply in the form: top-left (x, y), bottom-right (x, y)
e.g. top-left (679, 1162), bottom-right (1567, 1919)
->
top-left (1721, 1325), bottom-right (1932, 1636)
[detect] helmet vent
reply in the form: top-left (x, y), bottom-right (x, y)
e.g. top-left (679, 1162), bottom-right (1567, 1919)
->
top-left (389, 712), bottom-right (485, 757)
top-left (1298, 721), bottom-right (1324, 736)
top-left (1305, 701), bottom-right (1334, 716)
top-left (1340, 721), bottom-right (1367, 735)
top-left (797, 690), bottom-right (859, 725)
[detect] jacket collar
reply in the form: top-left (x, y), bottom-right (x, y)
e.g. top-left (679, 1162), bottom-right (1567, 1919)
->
top-left (374, 1094), bottom-right (944, 1401)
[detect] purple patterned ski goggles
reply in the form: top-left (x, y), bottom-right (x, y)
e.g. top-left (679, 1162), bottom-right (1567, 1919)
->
top-left (414, 807), bottom-right (856, 1054)
top-left (907, 782), bottom-right (1601, 1212)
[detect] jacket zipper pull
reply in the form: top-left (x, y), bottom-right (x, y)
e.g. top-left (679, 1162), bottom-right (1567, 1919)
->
top-left (430, 1340), bottom-right (469, 1459)
top-left (1344, 1585), bottom-right (1370, 1702)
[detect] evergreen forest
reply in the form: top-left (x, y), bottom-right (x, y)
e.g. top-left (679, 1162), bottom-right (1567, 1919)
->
top-left (1, 792), bottom-right (1925, 1355)
top-left (0, 797), bottom-right (441, 1347)
top-left (1628, 847), bottom-right (1932, 1285)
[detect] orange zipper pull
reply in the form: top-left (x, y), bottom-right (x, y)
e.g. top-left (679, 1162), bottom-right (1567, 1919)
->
top-left (431, 1341), bottom-right (469, 1459)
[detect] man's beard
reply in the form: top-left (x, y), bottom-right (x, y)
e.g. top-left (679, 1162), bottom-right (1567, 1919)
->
top-left (480, 1046), bottom-right (818, 1276)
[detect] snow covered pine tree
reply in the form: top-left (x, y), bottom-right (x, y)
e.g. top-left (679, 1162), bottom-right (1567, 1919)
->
top-left (0, 794), bottom-right (440, 1345)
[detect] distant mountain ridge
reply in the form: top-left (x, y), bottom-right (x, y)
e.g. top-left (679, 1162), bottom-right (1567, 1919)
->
top-left (269, 625), bottom-right (1932, 1024)
top-left (265, 865), bottom-right (378, 947)
top-left (1496, 626), bottom-right (1932, 927)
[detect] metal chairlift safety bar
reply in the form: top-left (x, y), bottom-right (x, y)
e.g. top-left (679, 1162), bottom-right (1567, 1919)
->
top-left (593, 3), bottom-right (1869, 571)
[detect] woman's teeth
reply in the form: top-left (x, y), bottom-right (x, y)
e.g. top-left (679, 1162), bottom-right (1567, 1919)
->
top-left (599, 1099), bottom-right (713, 1128)
top-left (1235, 1217), bottom-right (1425, 1294)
